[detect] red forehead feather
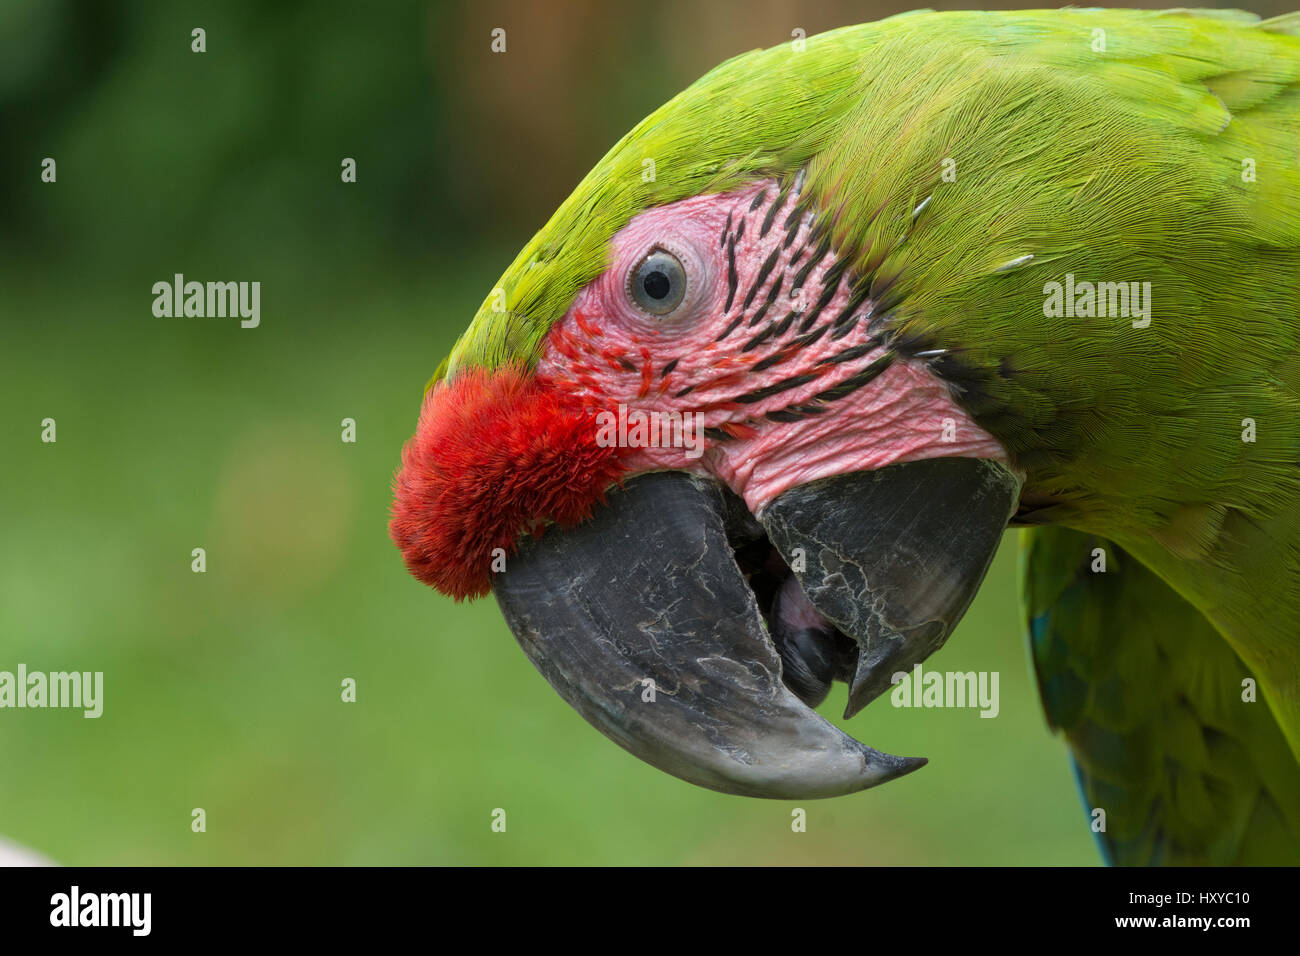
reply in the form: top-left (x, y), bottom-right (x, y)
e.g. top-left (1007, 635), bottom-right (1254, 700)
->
top-left (389, 365), bottom-right (628, 600)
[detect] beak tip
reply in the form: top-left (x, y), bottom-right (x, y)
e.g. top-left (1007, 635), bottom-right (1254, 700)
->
top-left (864, 749), bottom-right (928, 786)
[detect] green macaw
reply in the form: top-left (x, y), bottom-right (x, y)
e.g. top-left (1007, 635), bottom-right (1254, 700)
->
top-left (391, 8), bottom-right (1300, 864)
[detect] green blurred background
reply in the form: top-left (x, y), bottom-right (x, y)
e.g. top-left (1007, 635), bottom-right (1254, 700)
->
top-left (4, 0), bottom-right (1285, 865)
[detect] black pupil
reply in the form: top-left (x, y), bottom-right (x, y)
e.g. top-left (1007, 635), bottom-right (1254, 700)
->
top-left (642, 269), bottom-right (671, 300)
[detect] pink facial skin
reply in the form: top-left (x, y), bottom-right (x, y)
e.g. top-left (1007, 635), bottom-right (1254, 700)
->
top-left (535, 179), bottom-right (1008, 515)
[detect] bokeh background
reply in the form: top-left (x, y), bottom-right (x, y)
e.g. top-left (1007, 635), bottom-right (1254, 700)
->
top-left (3, 0), bottom-right (1288, 865)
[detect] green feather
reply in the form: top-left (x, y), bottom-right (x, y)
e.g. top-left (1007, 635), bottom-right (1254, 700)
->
top-left (1022, 526), bottom-right (1300, 864)
top-left (442, 8), bottom-right (1300, 386)
top-left (437, 15), bottom-right (896, 385)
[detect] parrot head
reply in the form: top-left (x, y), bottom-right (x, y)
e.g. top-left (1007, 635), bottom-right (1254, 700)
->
top-left (389, 21), bottom-right (1030, 798)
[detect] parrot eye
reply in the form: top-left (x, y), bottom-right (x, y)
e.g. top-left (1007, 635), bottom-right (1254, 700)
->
top-left (629, 248), bottom-right (687, 316)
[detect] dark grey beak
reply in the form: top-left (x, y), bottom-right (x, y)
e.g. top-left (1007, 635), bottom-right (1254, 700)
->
top-left (493, 460), bottom-right (1020, 799)
top-left (760, 459), bottom-right (1022, 719)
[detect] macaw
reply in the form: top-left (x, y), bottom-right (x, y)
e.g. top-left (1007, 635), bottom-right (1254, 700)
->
top-left (391, 8), bottom-right (1300, 864)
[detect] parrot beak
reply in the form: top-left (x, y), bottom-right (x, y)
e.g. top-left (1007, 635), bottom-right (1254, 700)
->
top-left (760, 459), bottom-right (1023, 720)
top-left (492, 460), bottom-right (1020, 799)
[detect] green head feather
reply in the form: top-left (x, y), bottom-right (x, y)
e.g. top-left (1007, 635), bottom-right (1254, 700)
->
top-left (437, 8), bottom-right (1300, 394)
top-left (435, 16), bottom-right (907, 386)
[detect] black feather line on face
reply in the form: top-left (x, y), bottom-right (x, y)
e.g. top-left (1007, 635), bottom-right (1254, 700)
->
top-left (829, 314), bottom-right (861, 341)
top-left (660, 357), bottom-right (680, 378)
top-left (783, 205), bottom-right (804, 234)
top-left (815, 341), bottom-right (878, 367)
top-left (750, 349), bottom-right (791, 373)
top-left (746, 274), bottom-right (783, 329)
top-left (832, 285), bottom-right (871, 328)
top-left (732, 372), bottom-right (819, 404)
top-left (770, 308), bottom-right (800, 340)
top-left (742, 321), bottom-right (779, 353)
top-left (798, 260), bottom-right (850, 334)
top-left (789, 323), bottom-right (829, 351)
top-left (809, 352), bottom-right (895, 402)
top-left (720, 212), bottom-right (732, 249)
top-left (760, 185), bottom-right (788, 239)
top-left (724, 235), bottom-right (738, 313)
top-left (785, 402), bottom-right (829, 417)
top-left (790, 234), bottom-right (831, 297)
top-left (742, 246), bottom-right (782, 316)
top-left (715, 313), bottom-right (745, 342)
top-left (806, 219), bottom-right (827, 247)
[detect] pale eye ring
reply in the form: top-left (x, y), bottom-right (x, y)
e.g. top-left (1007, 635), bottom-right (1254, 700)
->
top-left (629, 248), bottom-right (687, 315)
